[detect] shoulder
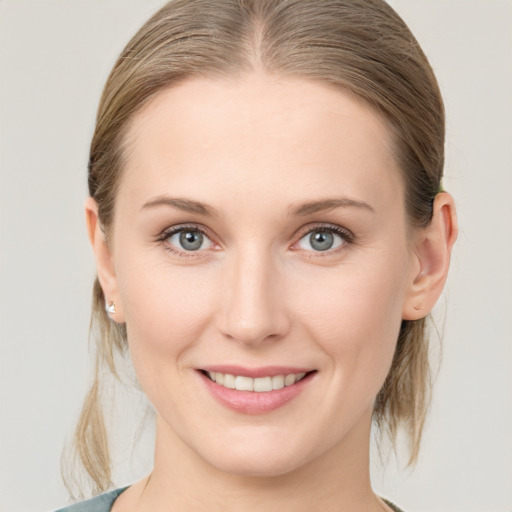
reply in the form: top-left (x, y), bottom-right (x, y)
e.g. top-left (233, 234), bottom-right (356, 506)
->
top-left (53, 488), bottom-right (128, 512)
top-left (382, 498), bottom-right (406, 512)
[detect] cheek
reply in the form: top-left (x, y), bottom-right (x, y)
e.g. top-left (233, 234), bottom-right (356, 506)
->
top-left (117, 261), bottom-right (225, 419)
top-left (293, 257), bottom-right (407, 380)
top-left (117, 257), bottom-right (218, 369)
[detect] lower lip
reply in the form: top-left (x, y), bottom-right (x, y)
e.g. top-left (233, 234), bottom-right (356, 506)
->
top-left (199, 371), bottom-right (315, 415)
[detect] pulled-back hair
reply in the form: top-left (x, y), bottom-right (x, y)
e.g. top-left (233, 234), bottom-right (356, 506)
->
top-left (69, 0), bottom-right (444, 495)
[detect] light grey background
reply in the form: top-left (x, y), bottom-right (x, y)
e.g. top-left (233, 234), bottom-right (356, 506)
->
top-left (1, 1), bottom-right (511, 511)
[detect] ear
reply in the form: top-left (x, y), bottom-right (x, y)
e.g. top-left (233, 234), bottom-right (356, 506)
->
top-left (402, 192), bottom-right (458, 320)
top-left (85, 197), bottom-right (125, 323)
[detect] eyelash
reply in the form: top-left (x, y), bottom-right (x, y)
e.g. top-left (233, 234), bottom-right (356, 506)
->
top-left (156, 223), bottom-right (355, 258)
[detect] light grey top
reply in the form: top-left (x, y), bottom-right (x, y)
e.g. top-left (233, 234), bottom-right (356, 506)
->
top-left (54, 487), bottom-right (405, 512)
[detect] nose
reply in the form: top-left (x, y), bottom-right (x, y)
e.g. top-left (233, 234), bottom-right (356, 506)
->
top-left (217, 248), bottom-right (290, 346)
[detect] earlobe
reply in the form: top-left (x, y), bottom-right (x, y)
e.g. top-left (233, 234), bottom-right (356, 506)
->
top-left (402, 192), bottom-right (458, 320)
top-left (85, 197), bottom-right (125, 323)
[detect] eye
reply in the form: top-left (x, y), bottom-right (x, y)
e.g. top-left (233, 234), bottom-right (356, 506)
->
top-left (165, 227), bottom-right (213, 252)
top-left (296, 226), bottom-right (350, 252)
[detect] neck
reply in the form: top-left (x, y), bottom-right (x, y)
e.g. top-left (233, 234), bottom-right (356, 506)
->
top-left (123, 409), bottom-right (384, 512)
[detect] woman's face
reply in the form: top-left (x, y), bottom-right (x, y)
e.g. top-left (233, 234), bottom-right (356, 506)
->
top-left (105, 74), bottom-right (421, 476)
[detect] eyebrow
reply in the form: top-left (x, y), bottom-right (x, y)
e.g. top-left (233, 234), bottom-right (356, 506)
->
top-left (289, 197), bottom-right (375, 216)
top-left (141, 195), bottom-right (374, 218)
top-left (141, 196), bottom-right (219, 217)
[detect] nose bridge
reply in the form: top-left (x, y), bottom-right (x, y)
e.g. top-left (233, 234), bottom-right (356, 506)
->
top-left (218, 243), bottom-right (289, 345)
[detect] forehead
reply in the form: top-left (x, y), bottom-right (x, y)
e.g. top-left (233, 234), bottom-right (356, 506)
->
top-left (120, 73), bottom-right (403, 213)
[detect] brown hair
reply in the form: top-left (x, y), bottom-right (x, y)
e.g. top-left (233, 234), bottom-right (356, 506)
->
top-left (68, 0), bottom-right (444, 495)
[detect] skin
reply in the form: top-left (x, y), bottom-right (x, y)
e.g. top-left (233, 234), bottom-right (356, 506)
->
top-left (87, 73), bottom-right (457, 512)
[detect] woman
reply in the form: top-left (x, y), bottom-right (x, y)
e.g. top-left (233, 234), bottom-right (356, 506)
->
top-left (57, 0), bottom-right (457, 510)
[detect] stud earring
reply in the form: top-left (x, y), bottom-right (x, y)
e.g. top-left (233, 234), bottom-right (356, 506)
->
top-left (105, 301), bottom-right (116, 315)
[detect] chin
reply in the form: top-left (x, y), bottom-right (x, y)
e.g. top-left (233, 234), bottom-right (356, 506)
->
top-left (209, 454), bottom-right (307, 479)
top-left (196, 433), bottom-right (316, 478)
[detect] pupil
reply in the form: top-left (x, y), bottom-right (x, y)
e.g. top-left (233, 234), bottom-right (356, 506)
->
top-left (180, 231), bottom-right (203, 251)
top-left (310, 231), bottom-right (333, 251)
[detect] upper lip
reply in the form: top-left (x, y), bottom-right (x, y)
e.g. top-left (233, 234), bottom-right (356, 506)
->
top-left (199, 365), bottom-right (315, 378)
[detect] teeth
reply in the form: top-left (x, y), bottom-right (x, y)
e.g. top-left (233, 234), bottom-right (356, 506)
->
top-left (272, 375), bottom-right (284, 390)
top-left (284, 374), bottom-right (296, 386)
top-left (223, 373), bottom-right (236, 389)
top-left (254, 376), bottom-right (272, 392)
top-left (206, 371), bottom-right (308, 392)
top-left (235, 375), bottom-right (253, 391)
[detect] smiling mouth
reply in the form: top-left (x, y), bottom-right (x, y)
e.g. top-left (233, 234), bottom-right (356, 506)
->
top-left (200, 370), bottom-right (316, 392)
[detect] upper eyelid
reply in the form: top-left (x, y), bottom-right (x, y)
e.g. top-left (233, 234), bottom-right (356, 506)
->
top-left (158, 223), bottom-right (211, 239)
top-left (295, 223), bottom-right (354, 241)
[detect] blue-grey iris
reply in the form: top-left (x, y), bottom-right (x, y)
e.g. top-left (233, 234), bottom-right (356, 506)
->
top-left (179, 230), bottom-right (203, 250)
top-left (310, 231), bottom-right (333, 251)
